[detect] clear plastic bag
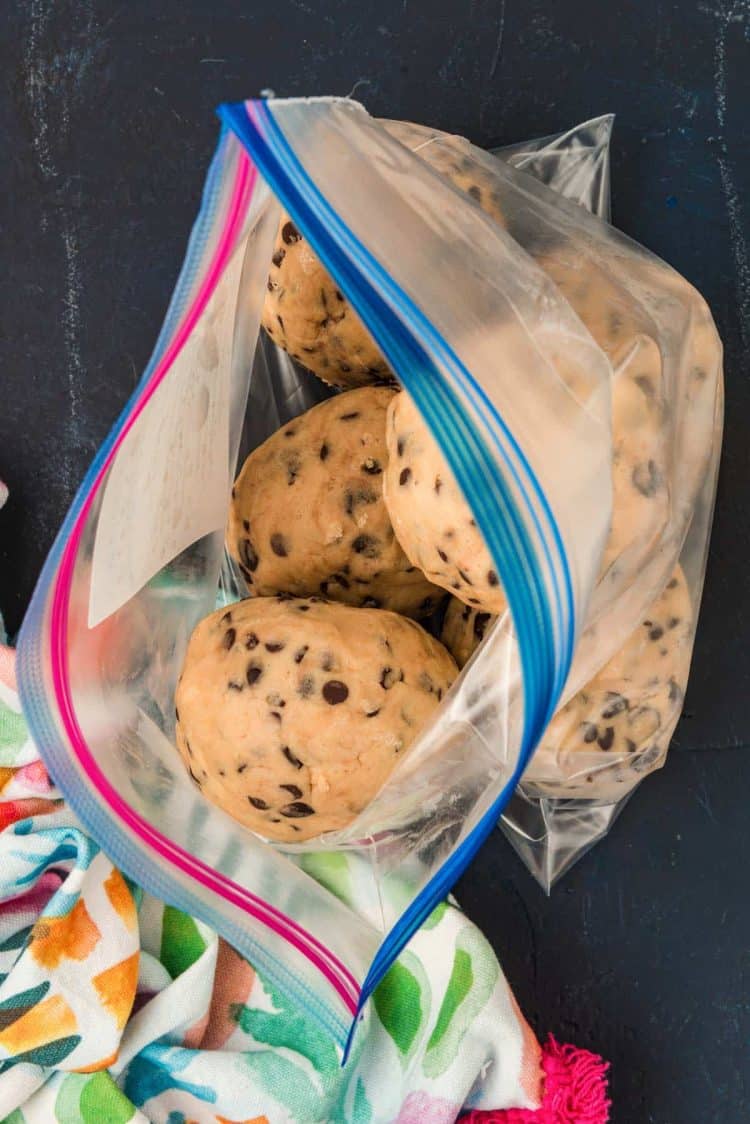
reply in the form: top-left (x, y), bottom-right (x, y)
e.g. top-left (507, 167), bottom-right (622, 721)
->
top-left (15, 98), bottom-right (717, 1044)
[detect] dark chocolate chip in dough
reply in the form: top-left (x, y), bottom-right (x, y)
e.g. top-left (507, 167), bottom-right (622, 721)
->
top-left (487, 569), bottom-right (499, 587)
top-left (281, 801), bottom-right (315, 818)
top-left (294, 645), bottom-right (309, 664)
top-left (175, 706), bottom-right (180, 722)
top-left (345, 488), bottom-right (377, 515)
top-left (437, 548), bottom-right (449, 563)
top-left (597, 726), bottom-right (615, 751)
top-left (474, 611), bottom-right (491, 641)
top-left (222, 628), bottom-right (236, 650)
top-left (380, 666), bottom-right (403, 690)
top-left (246, 663), bottom-right (263, 686)
top-left (365, 707), bottom-right (381, 718)
top-left (270, 711), bottom-right (282, 721)
top-left (320, 651), bottom-right (335, 672)
top-left (361, 458), bottom-right (382, 475)
top-left (242, 520), bottom-right (250, 533)
top-left (397, 437), bottom-right (406, 457)
top-left (320, 443), bottom-right (329, 461)
top-left (322, 679), bottom-right (349, 705)
top-left (298, 605), bottom-right (310, 612)
top-left (266, 277), bottom-right (274, 292)
top-left (649, 625), bottom-right (664, 642)
top-left (632, 459), bottom-right (662, 498)
top-left (468, 597), bottom-right (480, 606)
top-left (228, 680), bottom-right (243, 692)
top-left (399, 467), bottom-right (412, 486)
top-left (283, 428), bottom-right (296, 438)
top-left (272, 248), bottom-right (285, 267)
top-left (270, 533), bottom-right (288, 557)
top-left (582, 722), bottom-right (598, 744)
top-left (246, 633), bottom-right (259, 649)
top-left (352, 534), bottom-right (380, 558)
top-left (668, 616), bottom-right (681, 630)
top-left (240, 539), bottom-right (259, 572)
top-left (458, 569), bottom-right (473, 586)
top-left (667, 577), bottom-right (678, 589)
top-left (434, 475), bottom-right (443, 494)
top-left (248, 796), bottom-right (270, 810)
top-left (231, 486), bottom-right (236, 500)
top-left (298, 675), bottom-right (315, 698)
top-left (220, 610), bottom-right (233, 624)
top-left (277, 314), bottom-right (285, 332)
top-left (668, 679), bottom-right (682, 703)
top-left (286, 454), bottom-right (301, 485)
top-left (280, 783), bottom-right (303, 799)
top-left (237, 762), bottom-right (248, 773)
top-left (468, 184), bottom-right (482, 202)
top-left (281, 221), bottom-right (302, 244)
top-left (339, 411), bottom-right (360, 421)
top-left (601, 693), bottom-right (628, 719)
top-left (188, 766), bottom-right (202, 786)
top-left (265, 641), bottom-right (285, 653)
top-left (335, 289), bottom-right (345, 301)
top-left (282, 745), bottom-right (304, 769)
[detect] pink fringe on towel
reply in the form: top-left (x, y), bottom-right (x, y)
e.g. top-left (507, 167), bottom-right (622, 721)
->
top-left (462, 1036), bottom-right (611, 1123)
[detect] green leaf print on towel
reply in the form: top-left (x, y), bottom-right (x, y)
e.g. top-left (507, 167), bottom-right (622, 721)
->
top-left (423, 927), bottom-right (499, 1078)
top-left (373, 951), bottom-right (431, 1061)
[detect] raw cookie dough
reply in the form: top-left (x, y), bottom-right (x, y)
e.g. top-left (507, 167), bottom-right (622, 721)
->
top-left (382, 389), bottom-right (509, 615)
top-left (440, 598), bottom-right (497, 668)
top-left (175, 595), bottom-right (458, 841)
top-left (383, 254), bottom-right (671, 614)
top-left (261, 120), bottom-right (505, 389)
top-left (227, 387), bottom-right (443, 617)
top-left (523, 565), bottom-right (692, 801)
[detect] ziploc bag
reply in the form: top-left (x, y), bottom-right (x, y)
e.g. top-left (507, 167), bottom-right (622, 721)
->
top-left (17, 97), bottom-right (613, 1044)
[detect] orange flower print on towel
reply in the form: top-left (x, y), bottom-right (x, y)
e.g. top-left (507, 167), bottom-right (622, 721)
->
top-left (103, 868), bottom-right (137, 932)
top-left (93, 951), bottom-right (139, 1030)
top-left (0, 992), bottom-right (77, 1054)
top-left (30, 898), bottom-right (101, 969)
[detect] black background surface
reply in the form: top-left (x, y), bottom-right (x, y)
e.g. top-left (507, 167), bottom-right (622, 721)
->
top-left (1, 2), bottom-right (749, 1120)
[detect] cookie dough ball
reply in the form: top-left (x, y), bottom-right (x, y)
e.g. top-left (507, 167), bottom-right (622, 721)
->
top-left (261, 121), bottom-right (506, 389)
top-left (227, 387), bottom-right (442, 617)
top-left (441, 598), bottom-right (497, 668)
top-left (539, 256), bottom-right (670, 576)
top-left (174, 596), bottom-right (458, 841)
top-left (382, 390), bottom-right (509, 614)
top-left (524, 566), bottom-right (692, 801)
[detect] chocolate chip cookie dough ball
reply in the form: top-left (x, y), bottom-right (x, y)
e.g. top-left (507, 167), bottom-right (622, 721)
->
top-left (524, 565), bottom-right (692, 801)
top-left (227, 387), bottom-right (443, 617)
top-left (382, 390), bottom-right (509, 615)
top-left (174, 596), bottom-right (458, 842)
top-left (261, 120), bottom-right (506, 389)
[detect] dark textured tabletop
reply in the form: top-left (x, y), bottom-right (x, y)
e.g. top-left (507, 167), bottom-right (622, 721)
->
top-left (2, 3), bottom-right (749, 1121)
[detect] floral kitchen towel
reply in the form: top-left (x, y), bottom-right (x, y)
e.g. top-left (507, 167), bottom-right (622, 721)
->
top-left (0, 643), bottom-right (608, 1123)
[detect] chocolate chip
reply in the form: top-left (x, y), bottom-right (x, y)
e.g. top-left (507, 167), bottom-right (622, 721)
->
top-left (282, 745), bottom-right (304, 769)
top-left (248, 796), bottom-right (269, 810)
top-left (340, 411), bottom-right (360, 421)
top-left (419, 671), bottom-right (435, 693)
top-left (320, 651), bottom-right (335, 672)
top-left (474, 612), bottom-right (491, 641)
top-left (240, 539), bottom-right (259, 572)
top-left (246, 663), bottom-right (263, 686)
top-left (362, 458), bottom-right (382, 475)
top-left (270, 711), bottom-right (282, 721)
top-left (626, 739), bottom-right (637, 753)
top-left (269, 533), bottom-right (289, 558)
top-left (667, 578), bottom-right (678, 589)
top-left (668, 616), bottom-right (681, 630)
top-left (601, 693), bottom-right (628, 719)
top-left (632, 459), bottom-right (662, 498)
top-left (265, 641), bottom-right (285, 653)
top-left (459, 569), bottom-right (473, 585)
top-left (237, 762), bottom-right (248, 773)
top-left (436, 688), bottom-right (443, 701)
top-left (597, 726), bottom-right (615, 751)
top-left (437, 548), bottom-right (449, 563)
top-left (294, 645), bottom-right (309, 664)
top-left (175, 706), bottom-right (180, 722)
top-left (231, 486), bottom-right (236, 499)
top-left (380, 666), bottom-right (402, 690)
top-left (277, 314), bottom-right (285, 331)
top-left (397, 437), bottom-right (405, 457)
top-left (352, 534), bottom-right (380, 558)
top-left (220, 610), bottom-right (233, 624)
top-left (487, 569), bottom-right (499, 587)
top-left (365, 707), bottom-right (381, 718)
top-left (272, 248), bottom-right (285, 267)
top-left (362, 596), bottom-right (382, 608)
top-left (286, 454), bottom-right (301, 485)
top-left (582, 723), bottom-right (598, 744)
top-left (267, 277), bottom-right (274, 292)
top-left (298, 604), bottom-right (310, 612)
top-left (281, 801), bottom-right (315, 818)
top-left (281, 220), bottom-right (301, 244)
top-left (668, 679), bottom-right (682, 703)
top-left (468, 184), bottom-right (482, 202)
top-left (322, 680), bottom-right (349, 704)
top-left (222, 628), bottom-right (236, 650)
top-left (276, 592), bottom-right (294, 601)
top-left (298, 675), bottom-right (315, 698)
top-left (649, 625), bottom-right (664, 641)
top-left (434, 475), bottom-right (443, 494)
top-left (335, 289), bottom-right (345, 301)
top-left (468, 597), bottom-right (480, 605)
top-left (320, 443), bottom-right (329, 461)
top-left (399, 467), bottom-right (411, 486)
top-left (228, 680), bottom-right (243, 691)
top-left (188, 766), bottom-right (201, 786)
top-left (246, 633), bottom-right (259, 649)
top-left (280, 783), bottom-right (303, 799)
top-left (345, 487), bottom-right (377, 515)
top-left (284, 428), bottom-right (296, 438)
